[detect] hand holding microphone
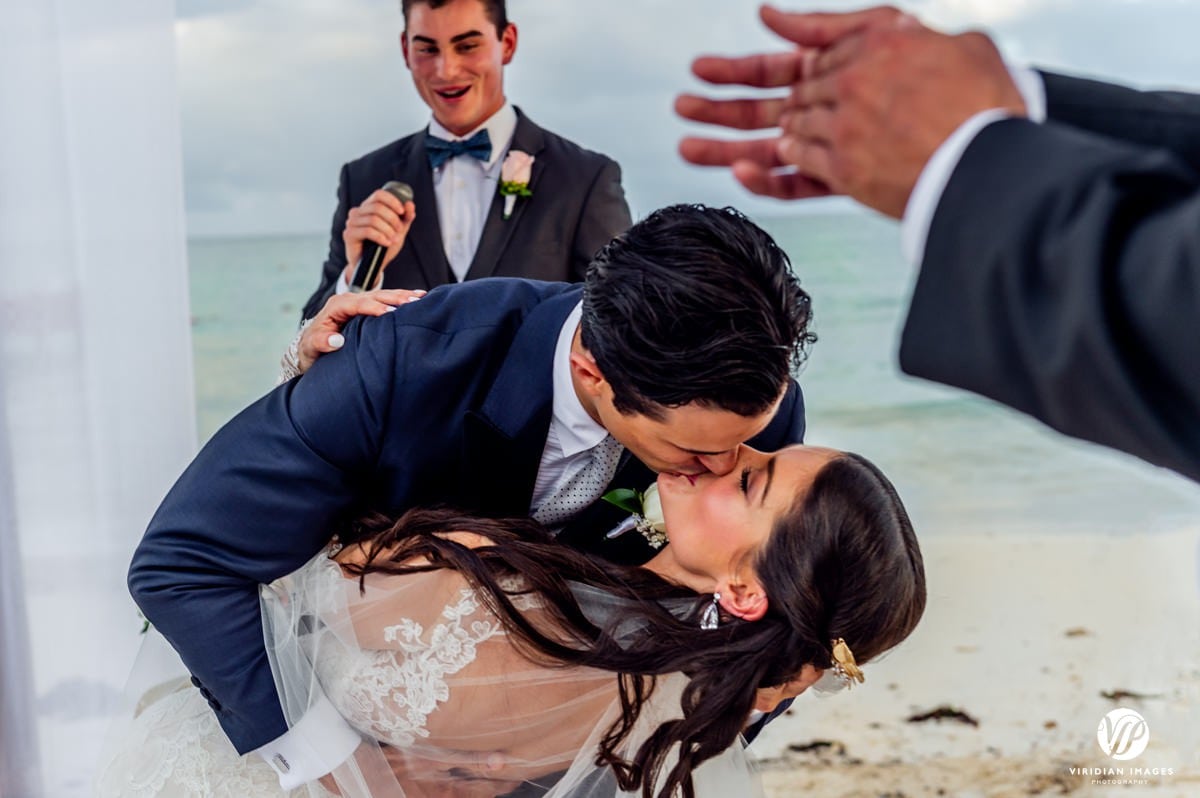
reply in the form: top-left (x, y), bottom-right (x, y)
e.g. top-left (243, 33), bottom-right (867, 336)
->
top-left (343, 181), bottom-right (416, 291)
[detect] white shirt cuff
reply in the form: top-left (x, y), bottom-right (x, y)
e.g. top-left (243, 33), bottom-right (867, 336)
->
top-left (1008, 63), bottom-right (1047, 123)
top-left (254, 689), bottom-right (362, 790)
top-left (899, 65), bottom-right (1046, 265)
top-left (335, 268), bottom-right (351, 295)
top-left (899, 109), bottom-right (1012, 265)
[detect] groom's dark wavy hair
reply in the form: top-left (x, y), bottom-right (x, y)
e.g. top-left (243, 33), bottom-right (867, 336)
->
top-left (581, 204), bottom-right (816, 419)
top-left (341, 452), bottom-right (925, 798)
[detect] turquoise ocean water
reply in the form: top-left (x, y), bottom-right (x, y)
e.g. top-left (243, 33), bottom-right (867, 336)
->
top-left (187, 212), bottom-right (1200, 537)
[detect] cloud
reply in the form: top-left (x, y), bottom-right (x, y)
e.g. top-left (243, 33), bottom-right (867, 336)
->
top-left (916, 0), bottom-right (1046, 26)
top-left (176, 0), bottom-right (419, 235)
top-left (909, 0), bottom-right (1200, 86)
top-left (176, 0), bottom-right (1200, 236)
top-left (177, 0), bottom-right (835, 235)
top-left (175, 0), bottom-right (256, 20)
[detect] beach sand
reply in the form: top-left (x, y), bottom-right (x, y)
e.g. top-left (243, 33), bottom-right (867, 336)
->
top-left (752, 530), bottom-right (1200, 797)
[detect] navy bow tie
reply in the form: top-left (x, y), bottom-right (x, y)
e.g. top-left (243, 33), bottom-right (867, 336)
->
top-left (425, 128), bottom-right (492, 169)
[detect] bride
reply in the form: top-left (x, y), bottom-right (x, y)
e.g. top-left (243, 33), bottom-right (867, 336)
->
top-left (97, 444), bottom-right (925, 797)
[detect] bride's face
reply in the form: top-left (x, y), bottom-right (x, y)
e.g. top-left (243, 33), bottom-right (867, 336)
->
top-left (655, 444), bottom-right (839, 590)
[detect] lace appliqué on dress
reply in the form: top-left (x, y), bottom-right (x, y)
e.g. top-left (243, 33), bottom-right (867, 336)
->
top-left (95, 681), bottom-right (292, 798)
top-left (320, 586), bottom-right (508, 748)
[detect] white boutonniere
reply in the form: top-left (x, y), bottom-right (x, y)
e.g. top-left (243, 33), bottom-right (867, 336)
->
top-left (602, 483), bottom-right (668, 549)
top-left (499, 150), bottom-right (534, 219)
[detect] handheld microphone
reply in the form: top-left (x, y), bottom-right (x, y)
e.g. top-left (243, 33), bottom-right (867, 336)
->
top-left (349, 180), bottom-right (414, 292)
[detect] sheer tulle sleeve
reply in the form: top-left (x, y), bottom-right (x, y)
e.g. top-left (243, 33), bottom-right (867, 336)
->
top-left (265, 552), bottom-right (763, 798)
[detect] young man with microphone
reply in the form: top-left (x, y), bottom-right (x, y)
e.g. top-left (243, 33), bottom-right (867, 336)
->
top-left (298, 0), bottom-right (631, 322)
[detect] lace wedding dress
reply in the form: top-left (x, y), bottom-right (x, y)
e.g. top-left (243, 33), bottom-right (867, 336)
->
top-left (97, 550), bottom-right (761, 797)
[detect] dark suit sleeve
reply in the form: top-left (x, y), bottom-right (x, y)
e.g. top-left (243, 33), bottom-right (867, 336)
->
top-left (300, 163), bottom-right (354, 321)
top-left (1041, 71), bottom-right (1200, 174)
top-left (128, 311), bottom-right (437, 753)
top-left (568, 158), bottom-right (632, 281)
top-left (900, 116), bottom-right (1200, 482)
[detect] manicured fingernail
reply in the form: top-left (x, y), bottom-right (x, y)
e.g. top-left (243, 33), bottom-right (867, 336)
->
top-left (329, 333), bottom-right (345, 349)
top-left (385, 305), bottom-right (398, 312)
top-left (406, 296), bottom-right (420, 303)
top-left (414, 290), bottom-right (427, 295)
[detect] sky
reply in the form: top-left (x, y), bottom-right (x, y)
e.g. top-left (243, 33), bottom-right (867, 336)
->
top-left (173, 0), bottom-right (1200, 237)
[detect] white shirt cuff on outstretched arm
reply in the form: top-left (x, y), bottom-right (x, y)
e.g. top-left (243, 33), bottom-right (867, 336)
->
top-left (899, 108), bottom-right (1012, 265)
top-left (1009, 63), bottom-right (1047, 124)
top-left (899, 65), bottom-right (1046, 266)
top-left (335, 268), bottom-right (351, 295)
top-left (254, 689), bottom-right (363, 790)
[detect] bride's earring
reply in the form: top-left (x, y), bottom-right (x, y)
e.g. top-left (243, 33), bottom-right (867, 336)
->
top-left (700, 593), bottom-right (721, 630)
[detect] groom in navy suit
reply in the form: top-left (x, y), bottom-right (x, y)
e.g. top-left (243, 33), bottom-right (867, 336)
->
top-left (299, 0), bottom-right (631, 321)
top-left (131, 205), bottom-right (814, 790)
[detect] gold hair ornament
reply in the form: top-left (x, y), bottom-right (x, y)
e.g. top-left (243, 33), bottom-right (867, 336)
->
top-left (831, 638), bottom-right (865, 687)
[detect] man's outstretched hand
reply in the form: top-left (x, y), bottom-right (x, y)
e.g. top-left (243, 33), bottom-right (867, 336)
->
top-left (676, 4), bottom-right (1026, 218)
top-left (677, 46), bottom-right (834, 201)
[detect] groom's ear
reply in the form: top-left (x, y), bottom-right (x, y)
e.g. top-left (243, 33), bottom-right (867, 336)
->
top-left (569, 351), bottom-right (608, 398)
top-left (718, 579), bottom-right (768, 623)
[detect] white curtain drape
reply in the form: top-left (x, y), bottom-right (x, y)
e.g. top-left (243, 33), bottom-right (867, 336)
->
top-left (0, 1), bottom-right (195, 796)
top-left (0, 370), bottom-right (41, 798)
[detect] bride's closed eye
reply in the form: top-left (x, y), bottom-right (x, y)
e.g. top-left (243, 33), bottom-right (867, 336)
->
top-left (739, 467), bottom-right (751, 495)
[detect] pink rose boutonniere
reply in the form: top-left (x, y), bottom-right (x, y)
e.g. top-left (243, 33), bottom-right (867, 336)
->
top-left (499, 150), bottom-right (534, 219)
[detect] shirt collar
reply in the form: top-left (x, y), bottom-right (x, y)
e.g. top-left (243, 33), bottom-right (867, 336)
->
top-left (552, 302), bottom-right (608, 457)
top-left (427, 102), bottom-right (517, 170)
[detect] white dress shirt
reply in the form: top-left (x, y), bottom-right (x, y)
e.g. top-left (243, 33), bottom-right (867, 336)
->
top-left (337, 102), bottom-right (518, 292)
top-left (900, 64), bottom-right (1048, 265)
top-left (258, 302), bottom-right (601, 789)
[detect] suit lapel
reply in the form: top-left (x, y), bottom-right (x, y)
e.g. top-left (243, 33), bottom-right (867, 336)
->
top-left (460, 413), bottom-right (545, 516)
top-left (459, 286), bottom-right (582, 515)
top-left (463, 110), bottom-right (548, 282)
top-left (394, 132), bottom-right (453, 287)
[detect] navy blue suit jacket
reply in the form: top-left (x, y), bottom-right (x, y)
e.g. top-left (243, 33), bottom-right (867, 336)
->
top-left (130, 278), bottom-right (807, 753)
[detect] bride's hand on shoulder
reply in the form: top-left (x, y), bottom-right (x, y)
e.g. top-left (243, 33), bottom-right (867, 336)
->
top-left (291, 288), bottom-right (426, 375)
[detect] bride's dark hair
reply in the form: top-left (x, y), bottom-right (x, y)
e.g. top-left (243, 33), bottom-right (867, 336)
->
top-left (338, 452), bottom-right (925, 798)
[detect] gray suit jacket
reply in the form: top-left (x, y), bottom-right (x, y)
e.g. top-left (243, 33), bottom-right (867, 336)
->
top-left (300, 108), bottom-right (631, 320)
top-left (900, 71), bottom-right (1200, 481)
